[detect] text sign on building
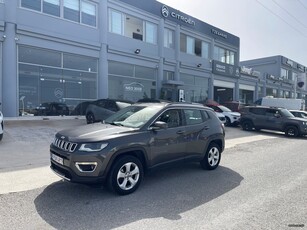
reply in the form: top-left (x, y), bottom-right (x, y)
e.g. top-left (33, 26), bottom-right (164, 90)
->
top-left (212, 60), bottom-right (240, 78)
top-left (161, 5), bottom-right (196, 26)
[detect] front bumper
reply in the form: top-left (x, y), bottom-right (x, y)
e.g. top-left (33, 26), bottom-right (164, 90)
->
top-left (50, 146), bottom-right (108, 184)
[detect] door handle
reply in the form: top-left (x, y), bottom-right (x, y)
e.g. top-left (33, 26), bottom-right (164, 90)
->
top-left (204, 126), bottom-right (209, 130)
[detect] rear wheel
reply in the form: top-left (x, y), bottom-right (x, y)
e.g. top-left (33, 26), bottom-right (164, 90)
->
top-left (86, 112), bottom-right (95, 124)
top-left (200, 143), bottom-right (221, 170)
top-left (108, 155), bottom-right (144, 195)
top-left (285, 126), bottom-right (299, 137)
top-left (241, 120), bottom-right (253, 131)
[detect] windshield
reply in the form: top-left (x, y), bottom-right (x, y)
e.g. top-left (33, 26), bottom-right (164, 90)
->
top-left (280, 109), bottom-right (294, 117)
top-left (218, 105), bottom-right (232, 112)
top-left (105, 105), bottom-right (163, 128)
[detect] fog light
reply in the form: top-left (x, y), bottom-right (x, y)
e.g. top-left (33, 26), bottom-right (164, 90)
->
top-left (75, 162), bottom-right (97, 172)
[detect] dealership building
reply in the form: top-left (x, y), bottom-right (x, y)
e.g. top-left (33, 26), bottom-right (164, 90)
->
top-left (0, 0), bottom-right (306, 117)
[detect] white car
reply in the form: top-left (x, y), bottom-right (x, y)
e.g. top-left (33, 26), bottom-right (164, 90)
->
top-left (289, 110), bottom-right (307, 119)
top-left (207, 104), bottom-right (241, 126)
top-left (215, 111), bottom-right (226, 124)
top-left (0, 108), bottom-right (3, 141)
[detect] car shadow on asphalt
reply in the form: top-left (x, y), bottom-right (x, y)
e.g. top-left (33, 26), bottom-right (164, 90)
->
top-left (34, 164), bottom-right (243, 230)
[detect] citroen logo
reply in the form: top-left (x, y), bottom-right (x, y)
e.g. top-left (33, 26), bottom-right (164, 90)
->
top-left (161, 5), bottom-right (169, 18)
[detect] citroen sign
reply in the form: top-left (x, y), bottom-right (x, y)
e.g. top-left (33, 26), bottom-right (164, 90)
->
top-left (161, 5), bottom-right (169, 18)
top-left (161, 5), bottom-right (195, 26)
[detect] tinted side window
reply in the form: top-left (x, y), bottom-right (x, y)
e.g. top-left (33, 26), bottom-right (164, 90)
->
top-left (184, 109), bottom-right (203, 125)
top-left (250, 108), bottom-right (265, 115)
top-left (157, 109), bottom-right (182, 128)
top-left (265, 109), bottom-right (279, 117)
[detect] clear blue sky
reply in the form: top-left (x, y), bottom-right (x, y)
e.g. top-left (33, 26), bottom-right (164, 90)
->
top-left (158, 0), bottom-right (307, 66)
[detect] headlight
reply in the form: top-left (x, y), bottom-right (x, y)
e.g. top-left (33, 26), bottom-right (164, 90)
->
top-left (302, 122), bottom-right (307, 126)
top-left (79, 143), bottom-right (108, 152)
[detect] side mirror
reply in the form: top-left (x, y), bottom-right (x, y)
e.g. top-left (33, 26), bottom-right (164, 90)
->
top-left (274, 113), bottom-right (281, 118)
top-left (151, 121), bottom-right (168, 130)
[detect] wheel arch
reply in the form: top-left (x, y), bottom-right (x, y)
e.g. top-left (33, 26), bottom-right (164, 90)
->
top-left (105, 147), bottom-right (148, 177)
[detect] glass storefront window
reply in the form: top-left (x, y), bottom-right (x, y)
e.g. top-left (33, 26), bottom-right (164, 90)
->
top-left (19, 46), bottom-right (61, 67)
top-left (108, 61), bottom-right (156, 102)
top-left (63, 54), bottom-right (97, 72)
top-left (239, 89), bottom-right (254, 104)
top-left (18, 46), bottom-right (98, 116)
top-left (180, 73), bottom-right (208, 102)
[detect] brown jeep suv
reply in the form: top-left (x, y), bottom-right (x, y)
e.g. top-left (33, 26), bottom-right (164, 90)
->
top-left (240, 106), bottom-right (307, 137)
top-left (50, 102), bottom-right (225, 195)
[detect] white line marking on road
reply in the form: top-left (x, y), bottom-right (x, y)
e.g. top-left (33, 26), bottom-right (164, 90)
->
top-left (0, 167), bottom-right (60, 195)
top-left (0, 135), bottom-right (277, 195)
top-left (226, 135), bottom-right (277, 149)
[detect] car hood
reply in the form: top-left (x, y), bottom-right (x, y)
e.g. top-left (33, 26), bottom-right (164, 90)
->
top-left (56, 123), bottom-right (137, 142)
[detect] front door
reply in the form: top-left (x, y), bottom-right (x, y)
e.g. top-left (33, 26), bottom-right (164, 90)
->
top-left (149, 109), bottom-right (186, 166)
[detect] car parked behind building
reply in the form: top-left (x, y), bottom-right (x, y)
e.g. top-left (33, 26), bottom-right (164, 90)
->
top-left (240, 106), bottom-right (307, 137)
top-left (50, 102), bottom-right (225, 195)
top-left (85, 99), bottom-right (132, 124)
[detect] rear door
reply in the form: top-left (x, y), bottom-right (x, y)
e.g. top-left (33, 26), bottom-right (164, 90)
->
top-left (183, 108), bottom-right (209, 159)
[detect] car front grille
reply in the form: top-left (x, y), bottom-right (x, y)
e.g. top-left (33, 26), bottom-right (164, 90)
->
top-left (53, 138), bottom-right (77, 152)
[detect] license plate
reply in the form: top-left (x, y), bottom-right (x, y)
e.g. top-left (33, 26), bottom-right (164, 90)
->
top-left (51, 153), bottom-right (64, 165)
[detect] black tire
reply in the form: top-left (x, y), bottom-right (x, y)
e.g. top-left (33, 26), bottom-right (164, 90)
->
top-left (225, 117), bottom-right (231, 126)
top-left (285, 126), bottom-right (299, 137)
top-left (241, 120), bottom-right (253, 131)
top-left (200, 143), bottom-right (221, 170)
top-left (107, 155), bottom-right (143, 195)
top-left (0, 133), bottom-right (3, 141)
top-left (86, 112), bottom-right (95, 124)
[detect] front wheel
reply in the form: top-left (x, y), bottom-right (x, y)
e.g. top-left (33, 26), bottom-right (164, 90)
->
top-left (200, 143), bottom-right (221, 170)
top-left (285, 126), bottom-right (299, 137)
top-left (107, 155), bottom-right (144, 195)
top-left (225, 117), bottom-right (231, 126)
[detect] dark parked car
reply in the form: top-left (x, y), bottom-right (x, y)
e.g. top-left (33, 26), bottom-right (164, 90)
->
top-left (240, 106), bottom-right (307, 137)
top-left (85, 99), bottom-right (132, 124)
top-left (35, 102), bottom-right (70, 116)
top-left (70, 101), bottom-right (93, 116)
top-left (50, 102), bottom-right (225, 195)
